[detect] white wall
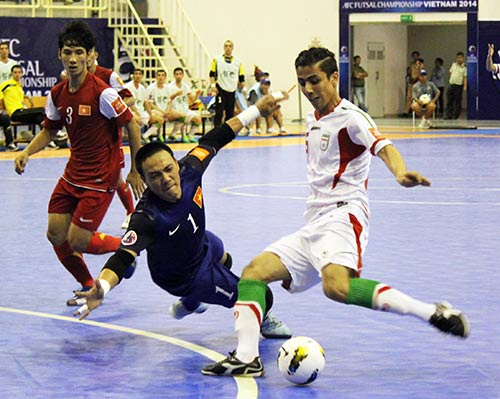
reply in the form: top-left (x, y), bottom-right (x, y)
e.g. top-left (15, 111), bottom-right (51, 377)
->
top-left (147, 0), bottom-right (499, 119)
top-left (352, 24), bottom-right (407, 115)
top-left (150, 0), bottom-right (340, 119)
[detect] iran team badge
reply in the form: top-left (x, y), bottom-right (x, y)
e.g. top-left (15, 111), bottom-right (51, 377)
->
top-left (320, 133), bottom-right (330, 151)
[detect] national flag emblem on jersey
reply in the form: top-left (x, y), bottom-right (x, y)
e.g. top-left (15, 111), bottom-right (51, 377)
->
top-left (190, 147), bottom-right (210, 162)
top-left (320, 133), bottom-right (330, 151)
top-left (111, 97), bottom-right (127, 114)
top-left (121, 230), bottom-right (137, 246)
top-left (78, 104), bottom-right (91, 116)
top-left (193, 186), bottom-right (203, 208)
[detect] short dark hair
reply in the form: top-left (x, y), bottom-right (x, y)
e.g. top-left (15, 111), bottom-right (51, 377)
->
top-left (295, 47), bottom-right (338, 77)
top-left (11, 64), bottom-right (22, 73)
top-left (58, 20), bottom-right (96, 51)
top-left (173, 67), bottom-right (184, 74)
top-left (417, 58), bottom-right (424, 63)
top-left (353, 55), bottom-right (361, 61)
top-left (411, 50), bottom-right (420, 57)
top-left (135, 142), bottom-right (175, 178)
top-left (156, 69), bottom-right (167, 76)
top-left (0, 41), bottom-right (9, 48)
top-left (133, 68), bottom-right (144, 74)
top-left (456, 51), bottom-right (464, 57)
top-left (435, 57), bottom-right (443, 65)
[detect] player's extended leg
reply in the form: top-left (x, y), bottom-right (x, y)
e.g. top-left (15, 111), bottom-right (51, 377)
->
top-left (202, 251), bottom-right (291, 377)
top-left (321, 263), bottom-right (469, 338)
top-left (48, 213), bottom-right (94, 291)
top-left (116, 175), bottom-right (135, 229)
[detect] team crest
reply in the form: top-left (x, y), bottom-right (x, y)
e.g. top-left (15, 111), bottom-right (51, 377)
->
top-left (320, 133), bottom-right (330, 151)
top-left (121, 230), bottom-right (137, 246)
top-left (78, 104), bottom-right (91, 116)
top-left (193, 186), bottom-right (203, 208)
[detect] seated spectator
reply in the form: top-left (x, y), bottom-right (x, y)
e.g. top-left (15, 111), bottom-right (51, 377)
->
top-left (247, 78), bottom-right (287, 135)
top-left (144, 69), bottom-right (169, 142)
top-left (411, 69), bottom-right (440, 128)
top-left (166, 67), bottom-right (202, 143)
top-left (0, 65), bottom-right (46, 151)
top-left (124, 68), bottom-right (163, 135)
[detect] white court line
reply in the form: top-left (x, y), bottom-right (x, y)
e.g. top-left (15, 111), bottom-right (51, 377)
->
top-left (219, 182), bottom-right (500, 205)
top-left (0, 306), bottom-right (258, 399)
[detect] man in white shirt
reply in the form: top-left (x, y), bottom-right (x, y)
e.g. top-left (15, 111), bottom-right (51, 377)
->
top-left (144, 69), bottom-right (169, 141)
top-left (166, 67), bottom-right (201, 143)
top-left (209, 40), bottom-right (245, 127)
top-left (445, 51), bottom-right (467, 120)
top-left (0, 41), bottom-right (17, 84)
top-left (203, 47), bottom-right (469, 378)
top-left (125, 68), bottom-right (163, 131)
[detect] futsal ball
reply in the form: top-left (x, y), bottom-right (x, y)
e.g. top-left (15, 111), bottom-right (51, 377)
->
top-left (419, 93), bottom-right (431, 105)
top-left (277, 336), bottom-right (325, 385)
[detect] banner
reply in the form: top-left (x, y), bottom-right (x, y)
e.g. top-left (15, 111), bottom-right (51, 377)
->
top-left (0, 18), bottom-right (114, 97)
top-left (340, 0), bottom-right (478, 13)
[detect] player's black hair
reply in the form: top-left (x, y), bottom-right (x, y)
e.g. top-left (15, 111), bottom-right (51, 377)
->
top-left (435, 57), bottom-right (444, 65)
top-left (0, 41), bottom-right (9, 48)
top-left (135, 142), bottom-right (176, 178)
top-left (173, 67), bottom-right (184, 74)
top-left (155, 69), bottom-right (167, 77)
top-left (456, 51), bottom-right (465, 57)
top-left (10, 64), bottom-right (22, 73)
top-left (58, 20), bottom-right (96, 51)
top-left (353, 55), bottom-right (361, 61)
top-left (295, 47), bottom-right (338, 77)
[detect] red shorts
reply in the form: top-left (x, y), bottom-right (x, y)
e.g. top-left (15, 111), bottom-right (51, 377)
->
top-left (48, 178), bottom-right (115, 231)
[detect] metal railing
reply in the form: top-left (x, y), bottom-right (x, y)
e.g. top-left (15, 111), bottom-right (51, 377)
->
top-left (107, 0), bottom-right (167, 83)
top-left (1, 0), bottom-right (212, 87)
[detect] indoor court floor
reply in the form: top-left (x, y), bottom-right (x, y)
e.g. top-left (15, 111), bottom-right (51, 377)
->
top-left (1, 124), bottom-right (499, 398)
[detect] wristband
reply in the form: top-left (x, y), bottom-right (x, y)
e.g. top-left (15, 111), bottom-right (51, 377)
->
top-left (237, 105), bottom-right (261, 127)
top-left (99, 279), bottom-right (111, 296)
top-left (272, 91), bottom-right (284, 100)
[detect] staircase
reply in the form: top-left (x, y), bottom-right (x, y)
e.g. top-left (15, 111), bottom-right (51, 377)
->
top-left (108, 0), bottom-right (211, 88)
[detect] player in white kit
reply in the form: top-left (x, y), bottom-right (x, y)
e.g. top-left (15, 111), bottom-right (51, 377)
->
top-left (203, 47), bottom-right (470, 378)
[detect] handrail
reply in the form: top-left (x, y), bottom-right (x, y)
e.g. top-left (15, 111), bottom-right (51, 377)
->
top-left (107, 0), bottom-right (168, 82)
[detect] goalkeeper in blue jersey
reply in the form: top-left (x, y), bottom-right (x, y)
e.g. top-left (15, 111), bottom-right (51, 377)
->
top-left (69, 93), bottom-right (292, 339)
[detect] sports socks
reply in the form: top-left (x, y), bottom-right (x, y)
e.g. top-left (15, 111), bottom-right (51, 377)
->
top-left (235, 279), bottom-right (267, 363)
top-left (346, 278), bottom-right (436, 321)
top-left (53, 241), bottom-right (93, 287)
top-left (117, 180), bottom-right (135, 215)
top-left (86, 232), bottom-right (121, 254)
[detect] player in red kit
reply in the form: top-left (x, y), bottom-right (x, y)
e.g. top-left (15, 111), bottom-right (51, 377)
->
top-left (14, 20), bottom-right (144, 303)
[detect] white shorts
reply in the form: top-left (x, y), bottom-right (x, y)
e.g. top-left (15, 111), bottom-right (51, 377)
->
top-left (265, 202), bottom-right (369, 293)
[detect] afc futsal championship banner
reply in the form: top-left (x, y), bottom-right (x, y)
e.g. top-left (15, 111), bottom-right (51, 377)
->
top-left (340, 0), bottom-right (478, 13)
top-left (0, 18), bottom-right (114, 97)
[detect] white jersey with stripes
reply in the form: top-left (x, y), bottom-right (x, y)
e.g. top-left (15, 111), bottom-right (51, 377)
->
top-left (304, 98), bottom-right (392, 223)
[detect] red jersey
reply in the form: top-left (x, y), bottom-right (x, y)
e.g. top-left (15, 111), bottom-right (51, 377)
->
top-left (44, 72), bottom-right (133, 191)
top-left (93, 64), bottom-right (133, 99)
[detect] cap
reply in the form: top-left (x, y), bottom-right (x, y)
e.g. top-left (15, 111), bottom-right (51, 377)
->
top-left (419, 69), bottom-right (427, 75)
top-left (259, 71), bottom-right (270, 78)
top-left (261, 78), bottom-right (271, 85)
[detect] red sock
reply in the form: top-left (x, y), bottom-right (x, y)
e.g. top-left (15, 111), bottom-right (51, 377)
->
top-left (53, 241), bottom-right (93, 287)
top-left (117, 180), bottom-right (135, 215)
top-left (86, 231), bottom-right (121, 254)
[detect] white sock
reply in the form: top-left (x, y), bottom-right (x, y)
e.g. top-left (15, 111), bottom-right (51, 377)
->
top-left (170, 122), bottom-right (182, 137)
top-left (234, 302), bottom-right (262, 363)
top-left (373, 284), bottom-right (436, 321)
top-left (143, 125), bottom-right (158, 139)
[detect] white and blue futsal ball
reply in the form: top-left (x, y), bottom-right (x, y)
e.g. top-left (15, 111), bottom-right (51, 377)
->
top-left (419, 93), bottom-right (431, 105)
top-left (277, 336), bottom-right (325, 385)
